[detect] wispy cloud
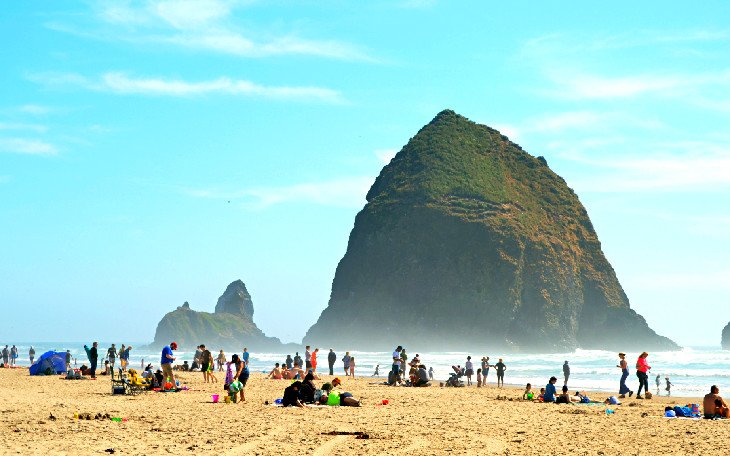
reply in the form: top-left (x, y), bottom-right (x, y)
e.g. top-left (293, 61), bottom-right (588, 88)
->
top-left (18, 104), bottom-right (53, 115)
top-left (560, 144), bottom-right (730, 193)
top-left (0, 122), bottom-right (48, 133)
top-left (28, 72), bottom-right (343, 102)
top-left (184, 176), bottom-right (373, 208)
top-left (48, 0), bottom-right (375, 62)
top-left (0, 138), bottom-right (58, 156)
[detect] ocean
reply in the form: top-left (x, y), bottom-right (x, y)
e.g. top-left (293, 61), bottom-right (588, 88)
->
top-left (6, 342), bottom-right (728, 398)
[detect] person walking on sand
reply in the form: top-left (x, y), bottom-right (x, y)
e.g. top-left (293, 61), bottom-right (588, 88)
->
top-left (495, 358), bottom-right (506, 388)
top-left (120, 345), bottom-right (131, 372)
top-left (349, 357), bottom-right (355, 377)
top-left (635, 352), bottom-right (651, 399)
top-left (342, 351), bottom-right (351, 376)
top-left (617, 352), bottom-right (633, 398)
top-left (327, 349), bottom-right (336, 376)
top-left (563, 361), bottom-right (570, 386)
top-left (465, 356), bottom-right (474, 386)
top-left (29, 346), bottom-right (35, 365)
top-left (665, 376), bottom-right (673, 396)
top-left (372, 364), bottom-right (380, 377)
top-left (233, 351), bottom-right (249, 402)
top-left (106, 344), bottom-right (117, 370)
top-left (160, 342), bottom-right (177, 386)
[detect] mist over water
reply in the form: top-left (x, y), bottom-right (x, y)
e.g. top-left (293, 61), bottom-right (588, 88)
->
top-left (9, 343), bottom-right (729, 398)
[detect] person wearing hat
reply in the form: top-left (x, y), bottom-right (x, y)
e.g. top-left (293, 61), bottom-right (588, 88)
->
top-left (161, 342), bottom-right (177, 387)
top-left (616, 352), bottom-right (633, 398)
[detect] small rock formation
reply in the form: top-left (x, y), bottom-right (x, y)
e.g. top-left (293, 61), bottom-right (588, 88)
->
top-left (304, 110), bottom-right (679, 352)
top-left (152, 280), bottom-right (285, 350)
top-left (723, 322), bottom-right (730, 350)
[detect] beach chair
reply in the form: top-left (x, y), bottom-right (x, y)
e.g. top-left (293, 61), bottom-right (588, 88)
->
top-left (127, 369), bottom-right (150, 394)
top-left (111, 368), bottom-right (129, 395)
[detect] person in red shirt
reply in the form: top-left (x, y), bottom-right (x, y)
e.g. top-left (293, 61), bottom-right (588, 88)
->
top-left (635, 352), bottom-right (651, 399)
top-left (311, 348), bottom-right (319, 373)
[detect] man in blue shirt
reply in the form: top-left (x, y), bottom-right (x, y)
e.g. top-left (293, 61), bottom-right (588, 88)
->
top-left (544, 376), bottom-right (558, 402)
top-left (242, 347), bottom-right (249, 365)
top-left (161, 342), bottom-right (177, 387)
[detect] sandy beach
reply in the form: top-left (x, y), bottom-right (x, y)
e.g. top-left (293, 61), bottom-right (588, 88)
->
top-left (2, 368), bottom-right (730, 455)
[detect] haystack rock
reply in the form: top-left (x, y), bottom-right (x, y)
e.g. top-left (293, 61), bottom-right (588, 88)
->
top-left (723, 322), bottom-right (730, 350)
top-left (304, 110), bottom-right (679, 352)
top-left (152, 280), bottom-right (286, 350)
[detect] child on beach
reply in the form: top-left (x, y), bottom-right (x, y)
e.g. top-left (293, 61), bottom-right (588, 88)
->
top-left (523, 383), bottom-right (533, 400)
top-left (428, 366), bottom-right (434, 380)
top-left (349, 357), bottom-right (355, 377)
top-left (656, 374), bottom-right (661, 394)
top-left (665, 377), bottom-right (673, 396)
top-left (537, 387), bottom-right (546, 402)
top-left (477, 368), bottom-right (482, 387)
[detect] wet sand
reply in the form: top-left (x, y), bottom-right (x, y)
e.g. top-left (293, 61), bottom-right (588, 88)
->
top-left (1, 367), bottom-right (729, 455)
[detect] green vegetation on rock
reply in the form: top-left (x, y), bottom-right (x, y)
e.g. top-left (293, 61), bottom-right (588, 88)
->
top-left (304, 110), bottom-right (678, 352)
top-left (152, 280), bottom-right (284, 350)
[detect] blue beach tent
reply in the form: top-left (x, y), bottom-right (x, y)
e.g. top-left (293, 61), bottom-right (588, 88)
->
top-left (29, 351), bottom-right (66, 375)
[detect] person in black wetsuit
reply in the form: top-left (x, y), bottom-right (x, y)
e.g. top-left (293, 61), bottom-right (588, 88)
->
top-left (282, 381), bottom-right (304, 407)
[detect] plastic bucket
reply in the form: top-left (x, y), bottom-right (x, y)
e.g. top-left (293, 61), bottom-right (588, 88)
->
top-left (212, 394), bottom-right (219, 403)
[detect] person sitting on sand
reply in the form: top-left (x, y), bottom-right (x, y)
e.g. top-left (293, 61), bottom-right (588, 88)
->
top-left (537, 387), bottom-right (546, 402)
top-left (282, 381), bottom-right (304, 407)
top-left (523, 383), bottom-right (533, 400)
top-left (415, 365), bottom-right (430, 387)
top-left (267, 363), bottom-right (283, 380)
top-left (281, 365), bottom-right (292, 379)
top-left (300, 372), bottom-right (317, 403)
top-left (704, 385), bottom-right (730, 419)
top-left (544, 377), bottom-right (558, 403)
top-left (290, 363), bottom-right (305, 380)
top-left (556, 385), bottom-right (579, 404)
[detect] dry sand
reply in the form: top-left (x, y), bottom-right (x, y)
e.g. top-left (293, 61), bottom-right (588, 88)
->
top-left (2, 367), bottom-right (729, 455)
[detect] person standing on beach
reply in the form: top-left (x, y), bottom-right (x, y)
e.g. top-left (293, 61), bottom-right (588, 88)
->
top-left (465, 356), bottom-right (474, 386)
top-left (635, 352), bottom-right (651, 399)
top-left (400, 349), bottom-right (408, 375)
top-left (327, 349), bottom-right (337, 375)
top-left (89, 342), bottom-right (98, 378)
top-left (121, 345), bottom-right (131, 372)
top-left (285, 354), bottom-right (293, 370)
top-left (2, 346), bottom-right (9, 366)
top-left (349, 357), bottom-right (356, 377)
top-left (29, 346), bottom-right (35, 364)
top-left (495, 358), bottom-right (506, 388)
top-left (665, 376), bottom-right (673, 396)
top-left (293, 352), bottom-right (302, 369)
top-left (10, 345), bottom-right (18, 366)
top-left (233, 351), bottom-right (249, 402)
top-left (65, 350), bottom-right (72, 370)
top-left (563, 361), bottom-right (570, 386)
top-left (481, 357), bottom-right (491, 385)
top-left (655, 374), bottom-right (661, 395)
top-left (160, 342), bottom-right (177, 386)
top-left (616, 352), bottom-right (633, 398)
top-left (311, 348), bottom-right (319, 373)
top-left (342, 351), bottom-right (351, 376)
top-left (305, 346), bottom-right (312, 372)
top-left (217, 350), bottom-right (226, 372)
top-left (392, 346), bottom-right (402, 380)
top-left (200, 345), bottom-right (212, 382)
top-left (106, 344), bottom-right (117, 370)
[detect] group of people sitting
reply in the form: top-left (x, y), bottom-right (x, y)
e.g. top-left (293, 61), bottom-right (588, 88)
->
top-left (266, 362), bottom-right (313, 380)
top-left (281, 374), bottom-right (361, 407)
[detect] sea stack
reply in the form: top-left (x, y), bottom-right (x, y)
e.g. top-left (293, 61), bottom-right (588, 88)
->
top-left (304, 110), bottom-right (678, 352)
top-left (723, 322), bottom-right (730, 350)
top-left (152, 280), bottom-right (285, 350)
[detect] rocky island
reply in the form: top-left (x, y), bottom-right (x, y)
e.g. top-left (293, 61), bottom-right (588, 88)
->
top-left (304, 110), bottom-right (678, 352)
top-left (723, 322), bottom-right (730, 350)
top-left (152, 280), bottom-right (288, 351)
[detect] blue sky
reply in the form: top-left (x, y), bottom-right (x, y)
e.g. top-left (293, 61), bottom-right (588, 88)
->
top-left (1, 1), bottom-right (728, 347)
